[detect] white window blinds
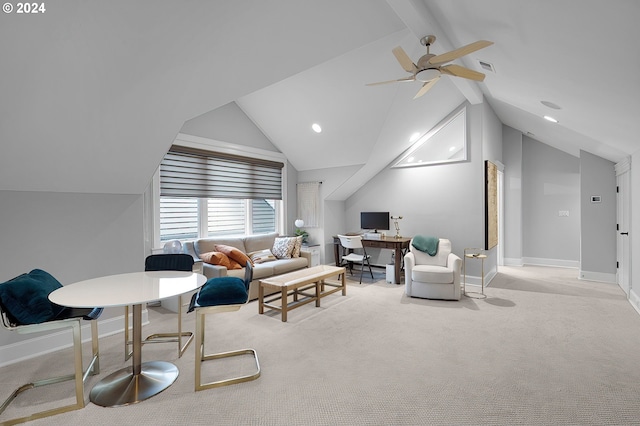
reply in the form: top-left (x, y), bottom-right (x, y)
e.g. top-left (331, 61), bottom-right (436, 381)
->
top-left (160, 145), bottom-right (284, 200)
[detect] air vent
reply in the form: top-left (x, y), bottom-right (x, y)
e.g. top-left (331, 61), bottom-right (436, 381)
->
top-left (478, 60), bottom-right (495, 73)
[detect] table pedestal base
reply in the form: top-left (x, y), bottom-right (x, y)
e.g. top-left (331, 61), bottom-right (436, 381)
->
top-left (90, 361), bottom-right (178, 407)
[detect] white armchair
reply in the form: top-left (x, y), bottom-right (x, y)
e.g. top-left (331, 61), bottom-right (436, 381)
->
top-left (404, 238), bottom-right (462, 300)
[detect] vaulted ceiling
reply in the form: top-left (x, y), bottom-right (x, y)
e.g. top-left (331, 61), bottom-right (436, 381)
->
top-left (1, 0), bottom-right (638, 198)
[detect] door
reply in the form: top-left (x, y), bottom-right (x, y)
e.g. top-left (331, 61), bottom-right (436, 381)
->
top-left (616, 159), bottom-right (631, 296)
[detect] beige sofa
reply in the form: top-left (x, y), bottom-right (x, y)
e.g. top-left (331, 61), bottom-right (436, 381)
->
top-left (183, 232), bottom-right (309, 300)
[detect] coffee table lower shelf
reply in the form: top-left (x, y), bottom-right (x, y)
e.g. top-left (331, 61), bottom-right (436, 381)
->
top-left (258, 265), bottom-right (346, 322)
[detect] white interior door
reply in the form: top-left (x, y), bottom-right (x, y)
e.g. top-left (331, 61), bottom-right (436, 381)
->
top-left (616, 159), bottom-right (631, 296)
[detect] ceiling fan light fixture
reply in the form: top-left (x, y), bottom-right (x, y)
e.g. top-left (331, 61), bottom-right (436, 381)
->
top-left (416, 68), bottom-right (441, 82)
top-left (543, 115), bottom-right (559, 123)
top-left (311, 123), bottom-right (322, 133)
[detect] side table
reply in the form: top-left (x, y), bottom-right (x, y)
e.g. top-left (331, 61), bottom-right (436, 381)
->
top-left (463, 248), bottom-right (487, 299)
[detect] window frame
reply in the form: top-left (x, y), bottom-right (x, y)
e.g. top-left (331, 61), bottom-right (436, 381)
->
top-left (151, 134), bottom-right (288, 250)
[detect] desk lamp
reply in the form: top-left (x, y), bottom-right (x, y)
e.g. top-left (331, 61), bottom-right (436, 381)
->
top-left (391, 216), bottom-right (403, 239)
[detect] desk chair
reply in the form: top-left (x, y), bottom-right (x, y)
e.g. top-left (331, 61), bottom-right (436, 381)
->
top-left (124, 254), bottom-right (195, 360)
top-left (188, 262), bottom-right (260, 391)
top-left (0, 269), bottom-right (102, 425)
top-left (338, 235), bottom-right (374, 284)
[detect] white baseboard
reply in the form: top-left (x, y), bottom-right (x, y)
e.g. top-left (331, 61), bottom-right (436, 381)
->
top-left (463, 269), bottom-right (497, 287)
top-left (629, 289), bottom-right (640, 316)
top-left (0, 310), bottom-right (149, 368)
top-left (522, 257), bottom-right (579, 269)
top-left (578, 270), bottom-right (616, 284)
top-left (504, 257), bottom-right (524, 266)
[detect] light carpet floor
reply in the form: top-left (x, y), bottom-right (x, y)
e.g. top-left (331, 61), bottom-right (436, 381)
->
top-left (2, 266), bottom-right (640, 425)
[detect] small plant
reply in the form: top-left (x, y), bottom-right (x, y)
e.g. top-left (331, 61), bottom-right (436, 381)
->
top-left (295, 228), bottom-right (309, 243)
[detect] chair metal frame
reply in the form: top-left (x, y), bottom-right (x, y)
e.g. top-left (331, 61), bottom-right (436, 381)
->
top-left (338, 234), bottom-right (374, 284)
top-left (124, 254), bottom-right (195, 360)
top-left (190, 263), bottom-right (260, 391)
top-left (0, 308), bottom-right (100, 425)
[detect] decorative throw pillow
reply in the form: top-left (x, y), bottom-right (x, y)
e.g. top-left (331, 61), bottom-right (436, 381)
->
top-left (272, 237), bottom-right (296, 259)
top-left (200, 251), bottom-right (232, 268)
top-left (0, 269), bottom-right (66, 325)
top-left (292, 236), bottom-right (303, 258)
top-left (248, 249), bottom-right (277, 264)
top-left (214, 244), bottom-right (253, 267)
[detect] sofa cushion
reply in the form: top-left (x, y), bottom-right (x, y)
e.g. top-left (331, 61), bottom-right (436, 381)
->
top-left (272, 237), bottom-right (297, 259)
top-left (227, 264), bottom-right (274, 280)
top-left (0, 269), bottom-right (66, 325)
top-left (272, 257), bottom-right (308, 275)
top-left (412, 265), bottom-right (454, 284)
top-left (244, 232), bottom-right (278, 254)
top-left (215, 244), bottom-right (253, 267)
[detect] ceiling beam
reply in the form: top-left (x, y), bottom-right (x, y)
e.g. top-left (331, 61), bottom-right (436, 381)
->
top-left (386, 0), bottom-right (484, 104)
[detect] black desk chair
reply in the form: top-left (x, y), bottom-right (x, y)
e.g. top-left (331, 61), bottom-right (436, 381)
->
top-left (188, 262), bottom-right (260, 391)
top-left (123, 254), bottom-right (195, 359)
top-left (0, 269), bottom-right (102, 425)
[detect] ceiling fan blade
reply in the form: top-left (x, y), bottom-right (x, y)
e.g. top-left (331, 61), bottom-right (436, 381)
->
top-left (428, 40), bottom-right (493, 65)
top-left (413, 76), bottom-right (440, 99)
top-left (441, 64), bottom-right (486, 81)
top-left (366, 76), bottom-right (415, 86)
top-left (392, 46), bottom-right (418, 73)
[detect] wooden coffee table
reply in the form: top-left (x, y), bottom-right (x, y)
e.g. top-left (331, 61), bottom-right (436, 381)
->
top-left (258, 265), bottom-right (346, 322)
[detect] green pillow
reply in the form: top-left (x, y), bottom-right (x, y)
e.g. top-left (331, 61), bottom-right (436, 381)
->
top-left (0, 269), bottom-right (66, 325)
top-left (196, 277), bottom-right (248, 307)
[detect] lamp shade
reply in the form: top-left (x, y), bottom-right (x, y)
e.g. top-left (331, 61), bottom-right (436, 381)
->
top-left (294, 219), bottom-right (304, 228)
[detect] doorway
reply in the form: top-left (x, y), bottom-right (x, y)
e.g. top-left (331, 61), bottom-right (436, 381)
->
top-left (615, 159), bottom-right (631, 297)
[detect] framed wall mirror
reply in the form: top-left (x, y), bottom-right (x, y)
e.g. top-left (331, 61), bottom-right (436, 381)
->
top-left (392, 105), bottom-right (467, 168)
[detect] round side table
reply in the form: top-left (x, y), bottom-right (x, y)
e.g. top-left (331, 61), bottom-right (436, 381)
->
top-left (463, 248), bottom-right (487, 299)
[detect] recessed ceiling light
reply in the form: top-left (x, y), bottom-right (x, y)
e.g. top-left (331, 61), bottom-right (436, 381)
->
top-left (541, 100), bottom-right (562, 110)
top-left (543, 115), bottom-right (559, 123)
top-left (409, 132), bottom-right (420, 142)
top-left (311, 123), bottom-right (322, 133)
top-left (407, 156), bottom-right (415, 163)
top-left (449, 146), bottom-right (456, 152)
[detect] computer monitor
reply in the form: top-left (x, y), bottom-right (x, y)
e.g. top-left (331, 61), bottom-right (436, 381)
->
top-left (360, 212), bottom-right (389, 233)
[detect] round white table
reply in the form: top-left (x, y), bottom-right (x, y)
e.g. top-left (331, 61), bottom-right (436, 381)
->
top-left (49, 271), bottom-right (206, 407)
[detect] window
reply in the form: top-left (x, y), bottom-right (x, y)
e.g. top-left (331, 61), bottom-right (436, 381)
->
top-left (155, 142), bottom-right (285, 245)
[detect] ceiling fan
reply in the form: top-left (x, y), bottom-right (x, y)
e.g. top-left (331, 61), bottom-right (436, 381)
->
top-left (368, 35), bottom-right (493, 99)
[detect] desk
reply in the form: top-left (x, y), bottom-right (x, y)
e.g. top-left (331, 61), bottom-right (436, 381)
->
top-left (49, 271), bottom-right (206, 407)
top-left (333, 236), bottom-right (412, 284)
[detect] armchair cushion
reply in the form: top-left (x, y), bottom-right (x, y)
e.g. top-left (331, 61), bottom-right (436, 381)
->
top-left (411, 265), bottom-right (454, 284)
top-left (0, 269), bottom-right (66, 325)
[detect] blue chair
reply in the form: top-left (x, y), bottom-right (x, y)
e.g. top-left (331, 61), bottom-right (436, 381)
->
top-left (124, 254), bottom-right (195, 359)
top-left (0, 269), bottom-right (102, 425)
top-left (188, 262), bottom-right (260, 391)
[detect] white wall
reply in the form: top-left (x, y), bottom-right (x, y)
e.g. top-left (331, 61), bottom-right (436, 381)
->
top-left (344, 102), bottom-right (488, 278)
top-left (522, 136), bottom-right (580, 267)
top-left (579, 150), bottom-right (616, 282)
top-left (503, 126), bottom-right (523, 264)
top-left (0, 191), bottom-right (145, 349)
top-left (181, 101), bottom-right (280, 153)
